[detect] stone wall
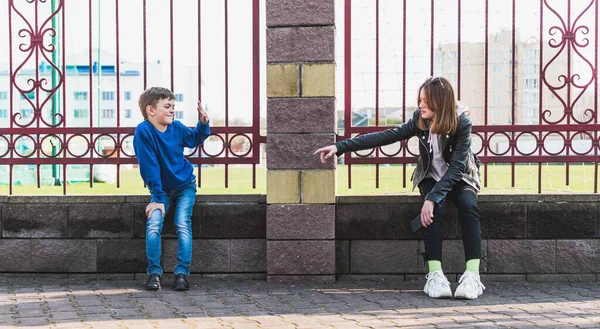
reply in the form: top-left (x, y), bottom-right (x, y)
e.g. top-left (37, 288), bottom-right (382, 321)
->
top-left (0, 195), bottom-right (266, 278)
top-left (336, 194), bottom-right (600, 282)
top-left (1, 194), bottom-right (599, 282)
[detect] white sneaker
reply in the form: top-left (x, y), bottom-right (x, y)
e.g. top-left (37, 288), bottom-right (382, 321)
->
top-left (454, 270), bottom-right (485, 299)
top-left (423, 270), bottom-right (452, 298)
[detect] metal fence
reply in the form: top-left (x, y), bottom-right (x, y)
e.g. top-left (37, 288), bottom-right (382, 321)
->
top-left (1, 0), bottom-right (264, 194)
top-left (340, 0), bottom-right (598, 193)
top-left (3, 0), bottom-right (599, 195)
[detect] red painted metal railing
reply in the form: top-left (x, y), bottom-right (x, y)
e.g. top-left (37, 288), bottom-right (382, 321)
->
top-left (1, 0), bottom-right (265, 194)
top-left (341, 0), bottom-right (598, 193)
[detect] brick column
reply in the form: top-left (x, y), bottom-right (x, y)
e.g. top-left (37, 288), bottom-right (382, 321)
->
top-left (266, 0), bottom-right (336, 283)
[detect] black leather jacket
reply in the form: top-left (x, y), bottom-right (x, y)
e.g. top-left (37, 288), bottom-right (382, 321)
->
top-left (335, 108), bottom-right (481, 204)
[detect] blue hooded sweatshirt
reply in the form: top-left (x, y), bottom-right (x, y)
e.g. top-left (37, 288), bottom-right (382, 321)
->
top-left (133, 120), bottom-right (210, 204)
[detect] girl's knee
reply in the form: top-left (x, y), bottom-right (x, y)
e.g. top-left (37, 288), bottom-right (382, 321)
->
top-left (456, 193), bottom-right (478, 211)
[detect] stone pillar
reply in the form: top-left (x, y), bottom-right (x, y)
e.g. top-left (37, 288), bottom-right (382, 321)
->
top-left (265, 0), bottom-right (336, 282)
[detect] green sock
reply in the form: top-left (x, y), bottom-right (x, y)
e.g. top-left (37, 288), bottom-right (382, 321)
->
top-left (466, 259), bottom-right (480, 273)
top-left (428, 260), bottom-right (442, 273)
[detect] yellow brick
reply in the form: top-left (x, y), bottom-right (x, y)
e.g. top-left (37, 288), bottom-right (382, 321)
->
top-left (301, 63), bottom-right (335, 97)
top-left (267, 170), bottom-right (300, 204)
top-left (301, 170), bottom-right (335, 204)
top-left (267, 64), bottom-right (299, 97)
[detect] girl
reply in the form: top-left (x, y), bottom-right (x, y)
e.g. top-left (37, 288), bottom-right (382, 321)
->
top-left (314, 77), bottom-right (484, 299)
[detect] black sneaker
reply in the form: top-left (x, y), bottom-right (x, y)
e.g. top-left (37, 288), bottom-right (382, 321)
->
top-left (173, 273), bottom-right (190, 291)
top-left (145, 273), bottom-right (162, 290)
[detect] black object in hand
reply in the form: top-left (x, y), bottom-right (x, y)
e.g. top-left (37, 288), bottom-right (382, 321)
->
top-left (411, 215), bottom-right (424, 232)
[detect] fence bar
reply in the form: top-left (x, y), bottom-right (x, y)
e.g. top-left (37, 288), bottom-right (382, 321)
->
top-left (375, 0), bottom-right (380, 188)
top-left (197, 0), bottom-right (202, 187)
top-left (402, 0), bottom-right (407, 188)
top-left (538, 0), bottom-right (543, 193)
top-left (169, 0), bottom-right (174, 91)
top-left (344, 0), bottom-right (352, 188)
top-left (430, 0), bottom-right (434, 76)
top-left (457, 0), bottom-right (461, 100)
top-left (595, 0), bottom-right (599, 193)
top-left (511, 0), bottom-right (516, 187)
top-left (252, 0), bottom-right (260, 188)
top-left (484, 0), bottom-right (489, 188)
top-left (143, 0), bottom-right (147, 90)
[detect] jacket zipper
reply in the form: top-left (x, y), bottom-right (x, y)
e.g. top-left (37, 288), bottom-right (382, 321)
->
top-left (416, 134), bottom-right (432, 186)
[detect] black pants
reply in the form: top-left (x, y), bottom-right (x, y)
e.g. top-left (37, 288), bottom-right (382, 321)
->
top-left (418, 177), bottom-right (482, 262)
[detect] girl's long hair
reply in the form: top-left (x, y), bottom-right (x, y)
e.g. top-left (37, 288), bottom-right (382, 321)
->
top-left (417, 77), bottom-right (458, 134)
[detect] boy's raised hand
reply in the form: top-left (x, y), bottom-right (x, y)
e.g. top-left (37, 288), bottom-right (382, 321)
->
top-left (197, 101), bottom-right (209, 124)
top-left (313, 145), bottom-right (338, 164)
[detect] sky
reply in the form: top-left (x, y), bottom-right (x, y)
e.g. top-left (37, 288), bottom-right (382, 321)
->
top-left (0, 0), bottom-right (597, 123)
top-left (1, 0), bottom-right (264, 124)
top-left (339, 0), bottom-right (597, 112)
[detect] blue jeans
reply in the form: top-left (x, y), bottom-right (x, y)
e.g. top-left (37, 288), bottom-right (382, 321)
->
top-left (146, 181), bottom-right (197, 276)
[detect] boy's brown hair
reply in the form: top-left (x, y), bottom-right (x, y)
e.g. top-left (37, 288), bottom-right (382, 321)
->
top-left (138, 87), bottom-right (176, 120)
top-left (417, 77), bottom-right (458, 135)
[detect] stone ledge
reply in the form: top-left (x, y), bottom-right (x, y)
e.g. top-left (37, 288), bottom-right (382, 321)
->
top-left (4, 194), bottom-right (594, 205)
top-left (526, 274), bottom-right (597, 283)
top-left (337, 194), bottom-right (600, 204)
top-left (7, 196), bottom-right (127, 204)
top-left (3, 195), bottom-right (266, 204)
top-left (337, 274), bottom-right (407, 284)
top-left (267, 275), bottom-right (335, 284)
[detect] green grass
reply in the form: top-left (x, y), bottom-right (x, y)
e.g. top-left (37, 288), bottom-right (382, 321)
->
top-left (337, 163), bottom-right (599, 195)
top-left (1, 163), bottom-right (598, 195)
top-left (0, 166), bottom-right (267, 196)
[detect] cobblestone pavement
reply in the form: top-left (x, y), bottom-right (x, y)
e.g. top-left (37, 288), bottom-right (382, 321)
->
top-left (1, 276), bottom-right (600, 329)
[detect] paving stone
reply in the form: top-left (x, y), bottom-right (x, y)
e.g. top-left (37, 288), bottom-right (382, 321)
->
top-left (1, 277), bottom-right (600, 328)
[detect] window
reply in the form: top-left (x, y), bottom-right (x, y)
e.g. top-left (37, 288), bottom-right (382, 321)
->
top-left (175, 111), bottom-right (184, 119)
top-left (525, 65), bottom-right (539, 75)
top-left (20, 92), bottom-right (35, 100)
top-left (525, 79), bottom-right (538, 89)
top-left (124, 91), bottom-right (131, 100)
top-left (525, 92), bottom-right (539, 104)
top-left (102, 92), bottom-right (114, 100)
top-left (0, 109), bottom-right (7, 118)
top-left (0, 92), bottom-right (7, 100)
top-left (124, 109), bottom-right (132, 118)
top-left (526, 49), bottom-right (538, 61)
top-left (492, 95), bottom-right (502, 105)
top-left (74, 91), bottom-right (88, 100)
top-left (493, 65), bottom-right (501, 73)
top-left (102, 109), bottom-right (115, 118)
top-left (20, 109), bottom-right (33, 118)
top-left (74, 109), bottom-right (88, 118)
top-left (175, 94), bottom-right (184, 102)
top-left (494, 80), bottom-right (502, 89)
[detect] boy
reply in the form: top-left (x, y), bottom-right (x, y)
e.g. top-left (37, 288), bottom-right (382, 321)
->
top-left (133, 87), bottom-right (210, 291)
